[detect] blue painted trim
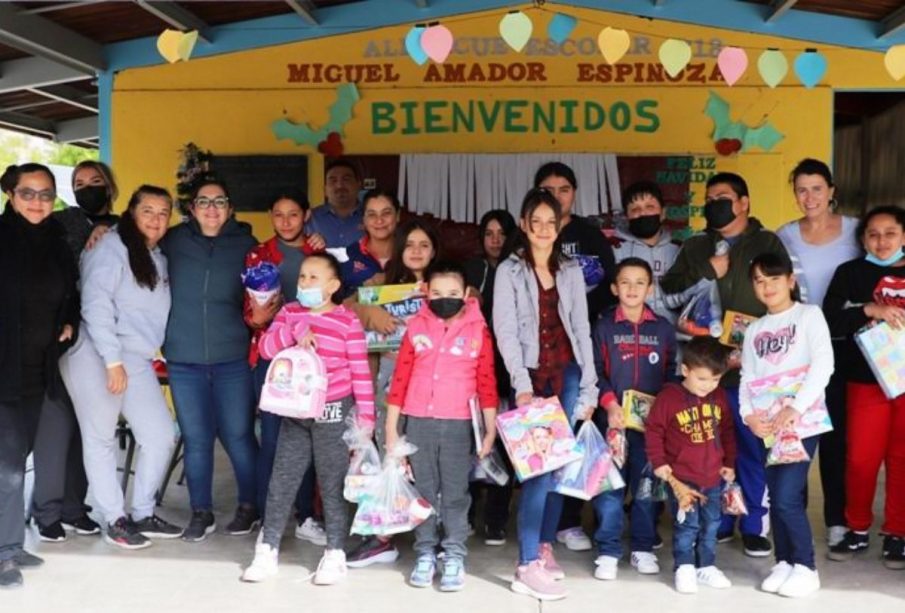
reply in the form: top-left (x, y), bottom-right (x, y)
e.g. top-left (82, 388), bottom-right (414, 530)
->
top-left (102, 0), bottom-right (902, 74)
top-left (97, 71), bottom-right (112, 164)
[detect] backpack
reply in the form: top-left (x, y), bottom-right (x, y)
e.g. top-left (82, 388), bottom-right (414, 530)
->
top-left (259, 346), bottom-right (328, 419)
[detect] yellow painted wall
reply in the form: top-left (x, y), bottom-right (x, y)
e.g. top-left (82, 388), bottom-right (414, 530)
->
top-left (110, 5), bottom-right (896, 238)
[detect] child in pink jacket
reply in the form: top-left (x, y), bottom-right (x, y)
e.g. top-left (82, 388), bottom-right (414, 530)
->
top-left (385, 260), bottom-right (498, 592)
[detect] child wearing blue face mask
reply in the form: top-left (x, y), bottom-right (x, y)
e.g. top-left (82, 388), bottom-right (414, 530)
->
top-left (824, 205), bottom-right (905, 569)
top-left (241, 253), bottom-right (375, 586)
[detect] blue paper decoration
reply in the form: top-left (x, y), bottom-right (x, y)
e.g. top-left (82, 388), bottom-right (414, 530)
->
top-left (548, 13), bottom-right (577, 44)
top-left (405, 25), bottom-right (428, 65)
top-left (793, 50), bottom-right (827, 88)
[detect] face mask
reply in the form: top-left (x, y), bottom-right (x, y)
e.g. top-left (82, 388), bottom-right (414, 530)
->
top-left (297, 286), bottom-right (327, 309)
top-left (628, 214), bottom-right (662, 240)
top-left (428, 297), bottom-right (464, 319)
top-left (74, 185), bottom-right (109, 216)
top-left (704, 198), bottom-right (736, 230)
top-left (865, 248), bottom-right (905, 267)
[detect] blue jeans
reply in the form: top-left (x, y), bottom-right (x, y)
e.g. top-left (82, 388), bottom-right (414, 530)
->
top-left (719, 386), bottom-right (769, 537)
top-left (593, 429), bottom-right (656, 557)
top-left (517, 362), bottom-right (580, 565)
top-left (254, 360), bottom-right (316, 518)
top-left (669, 484), bottom-right (721, 569)
top-left (768, 436), bottom-right (819, 569)
top-left (168, 359), bottom-right (258, 511)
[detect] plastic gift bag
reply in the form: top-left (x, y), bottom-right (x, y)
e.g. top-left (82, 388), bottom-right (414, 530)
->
top-left (766, 430), bottom-right (811, 466)
top-left (343, 417), bottom-right (381, 503)
top-left (258, 347), bottom-right (327, 419)
top-left (606, 427), bottom-right (627, 468)
top-left (636, 464), bottom-right (668, 502)
top-left (721, 481), bottom-right (748, 516)
top-left (242, 261), bottom-right (281, 305)
top-left (351, 437), bottom-right (434, 536)
top-left (553, 421), bottom-right (614, 500)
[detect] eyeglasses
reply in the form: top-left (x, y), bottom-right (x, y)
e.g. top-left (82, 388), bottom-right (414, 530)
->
top-left (193, 196), bottom-right (230, 209)
top-left (14, 188), bottom-right (56, 203)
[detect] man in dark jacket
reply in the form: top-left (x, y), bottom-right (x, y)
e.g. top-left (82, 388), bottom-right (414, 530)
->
top-left (660, 172), bottom-right (790, 557)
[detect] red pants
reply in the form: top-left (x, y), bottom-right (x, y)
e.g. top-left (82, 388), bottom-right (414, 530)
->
top-left (845, 382), bottom-right (905, 536)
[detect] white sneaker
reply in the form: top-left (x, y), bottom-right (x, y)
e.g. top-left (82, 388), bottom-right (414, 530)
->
top-left (241, 543), bottom-right (279, 582)
top-left (827, 525), bottom-right (848, 547)
top-left (593, 555), bottom-right (618, 581)
top-left (696, 565), bottom-right (731, 589)
top-left (556, 527), bottom-right (592, 551)
top-left (777, 564), bottom-right (820, 598)
top-left (313, 549), bottom-right (347, 585)
top-left (675, 564), bottom-right (698, 594)
top-left (295, 518), bottom-right (328, 546)
top-left (761, 561), bottom-right (794, 593)
top-left (630, 551), bottom-right (660, 574)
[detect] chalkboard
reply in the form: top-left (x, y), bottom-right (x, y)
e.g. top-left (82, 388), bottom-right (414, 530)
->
top-left (209, 155), bottom-right (308, 212)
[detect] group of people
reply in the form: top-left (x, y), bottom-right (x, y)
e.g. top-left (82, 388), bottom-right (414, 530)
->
top-left (0, 157), bottom-right (903, 601)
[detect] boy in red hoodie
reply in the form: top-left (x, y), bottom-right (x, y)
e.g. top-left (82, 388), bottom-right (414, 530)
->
top-left (646, 336), bottom-right (737, 595)
top-left (385, 260), bottom-right (498, 592)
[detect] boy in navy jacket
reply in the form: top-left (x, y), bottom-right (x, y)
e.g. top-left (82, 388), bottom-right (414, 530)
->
top-left (590, 258), bottom-right (677, 581)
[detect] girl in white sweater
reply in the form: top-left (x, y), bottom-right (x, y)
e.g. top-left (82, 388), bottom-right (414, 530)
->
top-left (739, 252), bottom-right (833, 598)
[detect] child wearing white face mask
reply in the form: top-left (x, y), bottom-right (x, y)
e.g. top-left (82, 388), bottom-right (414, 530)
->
top-left (241, 253), bottom-right (375, 586)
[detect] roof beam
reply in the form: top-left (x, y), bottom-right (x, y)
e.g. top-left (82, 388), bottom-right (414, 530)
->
top-left (285, 0), bottom-right (318, 26)
top-left (879, 5), bottom-right (905, 39)
top-left (23, 1), bottom-right (106, 15)
top-left (0, 111), bottom-right (55, 137)
top-left (26, 86), bottom-right (98, 114)
top-left (765, 0), bottom-right (799, 23)
top-left (0, 4), bottom-right (106, 74)
top-left (0, 56), bottom-right (92, 94)
top-left (56, 116), bottom-right (99, 143)
top-left (135, 1), bottom-right (211, 42)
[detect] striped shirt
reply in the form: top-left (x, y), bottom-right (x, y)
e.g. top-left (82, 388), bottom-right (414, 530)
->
top-left (259, 303), bottom-right (375, 426)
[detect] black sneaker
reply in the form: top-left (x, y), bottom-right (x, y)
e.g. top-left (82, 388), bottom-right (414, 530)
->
top-left (882, 535), bottom-right (905, 570)
top-left (828, 531), bottom-right (869, 561)
top-left (35, 520), bottom-right (67, 543)
top-left (346, 536), bottom-right (400, 568)
top-left (62, 515), bottom-right (101, 536)
top-left (104, 517), bottom-right (151, 550)
top-left (225, 504), bottom-right (260, 536)
top-left (131, 514), bottom-right (184, 539)
top-left (716, 529), bottom-right (735, 544)
top-left (742, 534), bottom-right (772, 558)
top-left (484, 526), bottom-right (507, 546)
top-left (0, 560), bottom-right (22, 589)
top-left (182, 510), bottom-right (216, 542)
top-left (12, 551), bottom-right (43, 569)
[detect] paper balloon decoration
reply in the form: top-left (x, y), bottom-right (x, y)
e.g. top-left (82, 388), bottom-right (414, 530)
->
top-left (659, 39), bottom-right (692, 77)
top-left (717, 46), bottom-right (748, 86)
top-left (548, 13), bottom-right (577, 44)
top-left (405, 25), bottom-right (428, 65)
top-left (156, 29), bottom-right (198, 63)
top-left (500, 11), bottom-right (532, 52)
top-left (421, 24), bottom-right (453, 63)
top-left (793, 50), bottom-right (827, 88)
top-left (884, 45), bottom-right (905, 81)
top-left (598, 27), bottom-right (630, 64)
top-left (757, 49), bottom-right (788, 88)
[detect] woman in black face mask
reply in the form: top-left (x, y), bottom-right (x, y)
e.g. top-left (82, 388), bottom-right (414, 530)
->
top-left (55, 160), bottom-right (120, 259)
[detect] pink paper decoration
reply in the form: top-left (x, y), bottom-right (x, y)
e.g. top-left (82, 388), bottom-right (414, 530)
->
top-left (717, 46), bottom-right (748, 86)
top-left (420, 24), bottom-right (453, 63)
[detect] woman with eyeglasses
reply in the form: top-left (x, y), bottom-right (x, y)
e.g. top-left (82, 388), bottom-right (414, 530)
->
top-left (160, 178), bottom-right (260, 543)
top-left (0, 164), bottom-right (79, 588)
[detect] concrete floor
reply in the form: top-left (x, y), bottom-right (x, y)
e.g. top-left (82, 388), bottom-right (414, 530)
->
top-left (7, 449), bottom-right (905, 612)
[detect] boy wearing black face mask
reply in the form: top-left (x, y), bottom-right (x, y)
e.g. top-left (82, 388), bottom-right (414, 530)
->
top-left (661, 172), bottom-right (789, 559)
top-left (614, 181), bottom-right (681, 323)
top-left (385, 260), bottom-right (498, 591)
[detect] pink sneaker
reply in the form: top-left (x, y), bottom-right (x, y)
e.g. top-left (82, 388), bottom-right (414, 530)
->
top-left (538, 542), bottom-right (565, 580)
top-left (512, 560), bottom-right (567, 601)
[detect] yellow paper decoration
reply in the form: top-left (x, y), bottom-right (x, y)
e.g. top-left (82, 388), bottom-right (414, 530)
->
top-left (597, 27), bottom-right (631, 65)
top-left (157, 29), bottom-right (198, 63)
top-left (659, 39), bottom-right (692, 78)
top-left (885, 45), bottom-right (905, 81)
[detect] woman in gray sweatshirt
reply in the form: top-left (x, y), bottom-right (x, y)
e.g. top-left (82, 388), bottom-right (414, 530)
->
top-left (60, 185), bottom-right (182, 550)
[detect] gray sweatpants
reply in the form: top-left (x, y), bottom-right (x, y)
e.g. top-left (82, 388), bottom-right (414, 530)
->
top-left (405, 416), bottom-right (474, 560)
top-left (261, 397), bottom-right (352, 550)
